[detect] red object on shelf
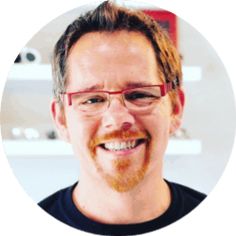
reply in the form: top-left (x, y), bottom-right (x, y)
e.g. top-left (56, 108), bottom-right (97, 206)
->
top-left (143, 10), bottom-right (177, 47)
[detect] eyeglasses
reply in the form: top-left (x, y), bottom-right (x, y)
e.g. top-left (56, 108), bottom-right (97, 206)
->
top-left (61, 77), bottom-right (179, 116)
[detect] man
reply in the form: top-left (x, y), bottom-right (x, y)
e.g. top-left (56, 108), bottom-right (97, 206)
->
top-left (39, 1), bottom-right (206, 235)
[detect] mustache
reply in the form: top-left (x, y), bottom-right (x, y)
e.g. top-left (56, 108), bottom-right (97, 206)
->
top-left (89, 130), bottom-right (150, 148)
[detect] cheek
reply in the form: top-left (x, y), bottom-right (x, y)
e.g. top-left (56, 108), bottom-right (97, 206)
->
top-left (66, 114), bottom-right (100, 153)
top-left (142, 106), bottom-right (172, 137)
top-left (138, 104), bottom-right (172, 158)
top-left (145, 116), bottom-right (171, 147)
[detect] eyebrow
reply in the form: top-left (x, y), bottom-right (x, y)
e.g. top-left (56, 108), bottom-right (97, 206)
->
top-left (124, 82), bottom-right (154, 88)
top-left (80, 84), bottom-right (104, 92)
top-left (78, 81), bottom-right (155, 92)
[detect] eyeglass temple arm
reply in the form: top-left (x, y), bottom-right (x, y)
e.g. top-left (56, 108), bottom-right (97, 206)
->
top-left (59, 93), bottom-right (72, 106)
top-left (161, 77), bottom-right (180, 96)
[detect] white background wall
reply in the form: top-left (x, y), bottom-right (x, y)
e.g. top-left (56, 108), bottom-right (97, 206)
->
top-left (1, 2), bottom-right (235, 202)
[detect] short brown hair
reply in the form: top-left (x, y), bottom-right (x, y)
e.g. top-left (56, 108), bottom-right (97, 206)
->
top-left (52, 1), bottom-right (182, 107)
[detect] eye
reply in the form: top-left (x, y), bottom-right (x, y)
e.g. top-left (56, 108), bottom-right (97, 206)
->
top-left (81, 96), bottom-right (106, 105)
top-left (125, 91), bottom-right (156, 100)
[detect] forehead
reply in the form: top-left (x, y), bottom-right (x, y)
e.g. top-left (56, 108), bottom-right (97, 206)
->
top-left (66, 31), bottom-right (160, 91)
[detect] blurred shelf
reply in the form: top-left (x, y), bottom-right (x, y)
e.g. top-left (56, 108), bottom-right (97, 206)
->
top-left (8, 64), bottom-right (202, 82)
top-left (2, 139), bottom-right (202, 157)
top-left (8, 64), bottom-right (52, 81)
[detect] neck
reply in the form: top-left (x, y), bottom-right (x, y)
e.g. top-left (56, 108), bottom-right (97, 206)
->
top-left (72, 171), bottom-right (171, 224)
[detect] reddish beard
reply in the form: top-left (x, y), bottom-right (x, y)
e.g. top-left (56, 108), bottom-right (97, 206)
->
top-left (88, 129), bottom-right (152, 192)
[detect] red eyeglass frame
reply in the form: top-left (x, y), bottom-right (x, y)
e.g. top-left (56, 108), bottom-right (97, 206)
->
top-left (61, 77), bottom-right (180, 106)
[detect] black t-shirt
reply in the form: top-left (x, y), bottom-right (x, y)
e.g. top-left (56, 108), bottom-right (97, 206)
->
top-left (38, 180), bottom-right (206, 235)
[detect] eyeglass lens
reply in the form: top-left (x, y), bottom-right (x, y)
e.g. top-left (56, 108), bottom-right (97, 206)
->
top-left (70, 87), bottom-right (162, 114)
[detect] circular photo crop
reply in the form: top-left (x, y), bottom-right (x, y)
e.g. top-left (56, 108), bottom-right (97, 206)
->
top-left (1, 1), bottom-right (235, 235)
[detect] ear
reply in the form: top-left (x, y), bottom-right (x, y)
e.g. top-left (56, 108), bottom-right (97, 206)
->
top-left (50, 99), bottom-right (70, 142)
top-left (169, 89), bottom-right (185, 135)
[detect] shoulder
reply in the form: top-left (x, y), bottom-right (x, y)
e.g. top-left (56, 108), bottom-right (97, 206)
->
top-left (173, 182), bottom-right (206, 200)
top-left (38, 188), bottom-right (64, 210)
top-left (167, 180), bottom-right (207, 214)
top-left (38, 183), bottom-right (77, 216)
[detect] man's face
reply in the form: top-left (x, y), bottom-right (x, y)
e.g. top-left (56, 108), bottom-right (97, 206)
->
top-left (55, 31), bottom-right (180, 192)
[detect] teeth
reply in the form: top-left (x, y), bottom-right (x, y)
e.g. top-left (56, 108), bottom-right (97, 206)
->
top-left (104, 140), bottom-right (138, 151)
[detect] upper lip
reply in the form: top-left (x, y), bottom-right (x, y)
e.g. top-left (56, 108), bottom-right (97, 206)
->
top-left (100, 138), bottom-right (143, 145)
top-left (98, 138), bottom-right (148, 148)
top-left (92, 131), bottom-right (150, 148)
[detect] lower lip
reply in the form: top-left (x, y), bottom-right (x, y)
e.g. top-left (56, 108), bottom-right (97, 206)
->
top-left (97, 142), bottom-right (146, 156)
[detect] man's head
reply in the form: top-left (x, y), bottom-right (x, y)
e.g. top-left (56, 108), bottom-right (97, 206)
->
top-left (52, 1), bottom-right (183, 108)
top-left (51, 1), bottom-right (184, 192)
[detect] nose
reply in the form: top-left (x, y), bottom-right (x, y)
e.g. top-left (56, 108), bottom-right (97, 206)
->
top-left (101, 97), bottom-right (135, 131)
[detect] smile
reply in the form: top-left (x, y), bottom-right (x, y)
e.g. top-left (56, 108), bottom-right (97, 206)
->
top-left (99, 139), bottom-right (146, 152)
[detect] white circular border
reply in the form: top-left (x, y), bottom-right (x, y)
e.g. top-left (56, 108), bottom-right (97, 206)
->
top-left (0, 0), bottom-right (235, 235)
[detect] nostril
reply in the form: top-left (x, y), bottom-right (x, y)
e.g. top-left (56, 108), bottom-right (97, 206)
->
top-left (121, 122), bottom-right (132, 131)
